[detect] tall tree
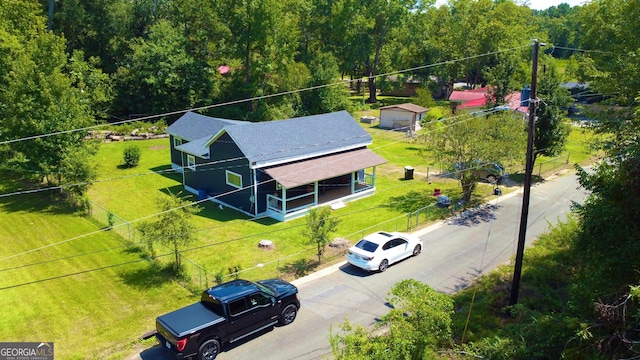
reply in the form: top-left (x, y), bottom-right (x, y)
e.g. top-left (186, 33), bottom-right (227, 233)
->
top-left (421, 112), bottom-right (527, 203)
top-left (0, 2), bottom-right (100, 205)
top-left (533, 62), bottom-right (572, 163)
top-left (578, 0), bottom-right (640, 104)
top-left (300, 52), bottom-right (352, 115)
top-left (218, 0), bottom-right (301, 118)
top-left (331, 0), bottom-right (419, 103)
top-left (116, 19), bottom-right (214, 117)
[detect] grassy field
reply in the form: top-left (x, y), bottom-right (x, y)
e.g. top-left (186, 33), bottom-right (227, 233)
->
top-left (0, 111), bottom-right (599, 359)
top-left (0, 188), bottom-right (192, 359)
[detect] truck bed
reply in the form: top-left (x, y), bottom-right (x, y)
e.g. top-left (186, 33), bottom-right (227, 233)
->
top-left (157, 302), bottom-right (225, 338)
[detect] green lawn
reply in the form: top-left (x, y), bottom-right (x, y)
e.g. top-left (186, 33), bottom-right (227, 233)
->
top-left (0, 114), bottom-right (598, 359)
top-left (0, 189), bottom-right (191, 359)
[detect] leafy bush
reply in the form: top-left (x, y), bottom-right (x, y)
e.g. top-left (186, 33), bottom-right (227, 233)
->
top-left (122, 145), bottom-right (141, 168)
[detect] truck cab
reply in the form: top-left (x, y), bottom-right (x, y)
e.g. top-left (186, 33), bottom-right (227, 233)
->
top-left (156, 279), bottom-right (300, 360)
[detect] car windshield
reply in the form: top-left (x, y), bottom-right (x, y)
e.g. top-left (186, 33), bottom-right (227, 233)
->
top-left (355, 240), bottom-right (379, 253)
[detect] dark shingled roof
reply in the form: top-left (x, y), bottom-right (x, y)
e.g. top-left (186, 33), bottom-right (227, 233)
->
top-left (224, 110), bottom-right (372, 167)
top-left (166, 111), bottom-right (245, 141)
top-left (168, 110), bottom-right (373, 167)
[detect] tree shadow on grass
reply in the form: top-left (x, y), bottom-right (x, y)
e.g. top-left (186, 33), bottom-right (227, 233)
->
top-left (0, 191), bottom-right (80, 215)
top-left (281, 258), bottom-right (319, 278)
top-left (384, 190), bottom-right (437, 213)
top-left (119, 261), bottom-right (176, 289)
top-left (155, 186), bottom-right (256, 223)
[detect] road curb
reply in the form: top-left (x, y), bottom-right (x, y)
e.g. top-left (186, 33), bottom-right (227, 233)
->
top-left (292, 186), bottom-right (527, 288)
top-left (292, 260), bottom-right (348, 287)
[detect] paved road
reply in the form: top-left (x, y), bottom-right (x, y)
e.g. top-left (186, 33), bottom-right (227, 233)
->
top-left (135, 171), bottom-right (588, 360)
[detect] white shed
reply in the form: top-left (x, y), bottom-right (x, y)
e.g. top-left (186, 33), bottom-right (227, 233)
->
top-left (379, 103), bottom-right (428, 133)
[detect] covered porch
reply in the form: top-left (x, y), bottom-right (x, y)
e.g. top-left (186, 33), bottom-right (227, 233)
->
top-left (261, 149), bottom-right (386, 221)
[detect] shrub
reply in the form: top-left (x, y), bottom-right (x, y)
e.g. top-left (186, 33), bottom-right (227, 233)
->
top-left (123, 145), bottom-right (141, 168)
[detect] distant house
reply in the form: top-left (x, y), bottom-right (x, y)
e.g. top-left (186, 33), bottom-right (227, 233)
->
top-left (380, 75), bottom-right (422, 97)
top-left (379, 103), bottom-right (428, 133)
top-left (448, 87), bottom-right (528, 117)
top-left (166, 111), bottom-right (387, 222)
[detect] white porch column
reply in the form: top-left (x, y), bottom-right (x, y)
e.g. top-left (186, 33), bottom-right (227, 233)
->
top-left (282, 188), bottom-right (287, 214)
top-left (314, 181), bottom-right (318, 204)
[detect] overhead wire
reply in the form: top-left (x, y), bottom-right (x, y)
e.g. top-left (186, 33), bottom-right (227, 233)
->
top-left (0, 104), bottom-right (508, 200)
top-left (0, 104), bottom-right (518, 263)
top-left (0, 45), bottom-right (530, 147)
top-left (0, 46), bottom-right (531, 288)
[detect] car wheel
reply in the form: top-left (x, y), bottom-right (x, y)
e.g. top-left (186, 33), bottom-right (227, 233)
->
top-left (378, 259), bottom-right (389, 272)
top-left (198, 338), bottom-right (221, 360)
top-left (412, 244), bottom-right (421, 256)
top-left (279, 304), bottom-right (298, 325)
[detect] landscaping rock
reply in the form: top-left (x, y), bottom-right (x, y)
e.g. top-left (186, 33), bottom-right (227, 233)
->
top-left (329, 238), bottom-right (350, 249)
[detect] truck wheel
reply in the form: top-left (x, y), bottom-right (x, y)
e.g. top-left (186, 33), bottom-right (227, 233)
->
top-left (198, 338), bottom-right (221, 360)
top-left (279, 304), bottom-right (298, 325)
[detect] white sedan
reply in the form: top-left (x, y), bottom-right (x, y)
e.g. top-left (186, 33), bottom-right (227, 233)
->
top-left (346, 231), bottom-right (423, 272)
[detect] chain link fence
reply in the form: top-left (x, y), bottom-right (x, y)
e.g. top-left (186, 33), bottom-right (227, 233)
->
top-left (87, 198), bottom-right (458, 291)
top-left (537, 152), bottom-right (571, 177)
top-left (88, 201), bottom-right (137, 245)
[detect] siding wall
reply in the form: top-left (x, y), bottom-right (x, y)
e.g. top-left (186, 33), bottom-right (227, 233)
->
top-left (183, 133), bottom-right (254, 213)
top-left (380, 109), bottom-right (418, 130)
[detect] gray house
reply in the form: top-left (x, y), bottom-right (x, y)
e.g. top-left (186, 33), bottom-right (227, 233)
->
top-left (166, 111), bottom-right (386, 221)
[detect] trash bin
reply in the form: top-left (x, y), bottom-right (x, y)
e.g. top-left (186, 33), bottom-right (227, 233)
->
top-left (198, 189), bottom-right (207, 200)
top-left (404, 166), bottom-right (414, 180)
top-left (494, 188), bottom-right (502, 196)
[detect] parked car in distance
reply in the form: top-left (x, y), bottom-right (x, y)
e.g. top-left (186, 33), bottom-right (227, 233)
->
top-left (453, 161), bottom-right (506, 184)
top-left (346, 231), bottom-right (423, 272)
top-left (156, 279), bottom-right (300, 360)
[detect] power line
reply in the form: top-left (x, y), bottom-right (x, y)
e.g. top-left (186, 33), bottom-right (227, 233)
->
top-left (0, 106), bottom-right (517, 263)
top-left (0, 105), bottom-right (509, 200)
top-left (550, 45), bottom-right (628, 56)
top-left (0, 45), bottom-right (529, 147)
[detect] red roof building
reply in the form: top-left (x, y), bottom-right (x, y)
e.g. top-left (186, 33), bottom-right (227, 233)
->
top-left (449, 87), bottom-right (528, 115)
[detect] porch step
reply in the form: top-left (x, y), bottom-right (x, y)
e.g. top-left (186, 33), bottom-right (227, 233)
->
top-left (330, 201), bottom-right (346, 210)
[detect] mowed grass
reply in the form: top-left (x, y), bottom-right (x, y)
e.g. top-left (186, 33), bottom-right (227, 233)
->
top-left (0, 189), bottom-right (193, 359)
top-left (0, 117), bottom-right (598, 359)
top-left (85, 135), bottom-right (457, 283)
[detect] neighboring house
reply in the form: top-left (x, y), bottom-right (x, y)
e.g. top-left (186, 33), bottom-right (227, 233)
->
top-left (379, 103), bottom-right (428, 133)
top-left (167, 112), bottom-right (245, 173)
top-left (166, 111), bottom-right (387, 222)
top-left (448, 87), bottom-right (528, 117)
top-left (380, 75), bottom-right (422, 97)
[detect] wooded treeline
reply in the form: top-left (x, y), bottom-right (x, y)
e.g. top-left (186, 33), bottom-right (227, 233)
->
top-left (29, 0), bottom-right (587, 123)
top-left (2, 0), bottom-right (640, 358)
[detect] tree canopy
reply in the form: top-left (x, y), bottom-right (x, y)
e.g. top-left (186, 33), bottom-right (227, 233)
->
top-left (421, 112), bottom-right (527, 203)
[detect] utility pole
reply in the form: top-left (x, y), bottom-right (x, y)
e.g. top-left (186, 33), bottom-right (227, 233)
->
top-left (510, 39), bottom-right (543, 306)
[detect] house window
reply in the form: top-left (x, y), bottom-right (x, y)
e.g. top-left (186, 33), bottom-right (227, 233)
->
top-left (187, 155), bottom-right (196, 170)
top-left (226, 170), bottom-right (242, 189)
top-left (174, 137), bottom-right (183, 147)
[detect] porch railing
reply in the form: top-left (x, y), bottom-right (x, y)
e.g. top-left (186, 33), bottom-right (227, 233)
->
top-left (267, 191), bottom-right (316, 214)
